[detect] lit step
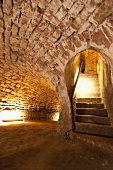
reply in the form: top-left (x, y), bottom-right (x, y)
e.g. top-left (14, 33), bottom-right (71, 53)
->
top-left (76, 98), bottom-right (102, 103)
top-left (76, 83), bottom-right (99, 86)
top-left (79, 74), bottom-right (98, 78)
top-left (77, 78), bottom-right (99, 81)
top-left (76, 93), bottom-right (101, 98)
top-left (76, 87), bottom-right (100, 91)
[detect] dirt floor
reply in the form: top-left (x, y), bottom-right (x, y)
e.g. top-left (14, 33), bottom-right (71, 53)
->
top-left (0, 121), bottom-right (113, 170)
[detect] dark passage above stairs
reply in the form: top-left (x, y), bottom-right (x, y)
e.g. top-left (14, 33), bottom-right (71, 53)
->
top-left (75, 74), bottom-right (113, 137)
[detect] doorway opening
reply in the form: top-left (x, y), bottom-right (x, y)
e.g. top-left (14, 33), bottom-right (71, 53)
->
top-left (80, 49), bottom-right (98, 75)
top-left (75, 49), bottom-right (100, 99)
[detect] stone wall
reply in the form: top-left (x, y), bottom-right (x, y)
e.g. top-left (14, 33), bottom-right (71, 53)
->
top-left (98, 55), bottom-right (113, 126)
top-left (0, 70), bottom-right (60, 120)
top-left (0, 0), bottom-right (113, 133)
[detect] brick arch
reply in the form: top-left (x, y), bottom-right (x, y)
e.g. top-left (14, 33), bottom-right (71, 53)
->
top-left (63, 47), bottom-right (113, 132)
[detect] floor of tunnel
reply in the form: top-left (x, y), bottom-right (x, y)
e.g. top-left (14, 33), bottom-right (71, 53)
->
top-left (0, 121), bottom-right (113, 170)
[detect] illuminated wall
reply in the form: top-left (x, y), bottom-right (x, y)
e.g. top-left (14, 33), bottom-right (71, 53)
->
top-left (0, 69), bottom-right (60, 122)
top-left (82, 50), bottom-right (99, 74)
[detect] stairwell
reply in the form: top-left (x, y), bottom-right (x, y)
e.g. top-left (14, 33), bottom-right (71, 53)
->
top-left (75, 74), bottom-right (113, 137)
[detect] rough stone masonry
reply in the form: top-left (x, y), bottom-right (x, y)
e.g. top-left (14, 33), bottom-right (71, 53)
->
top-left (0, 0), bottom-right (113, 133)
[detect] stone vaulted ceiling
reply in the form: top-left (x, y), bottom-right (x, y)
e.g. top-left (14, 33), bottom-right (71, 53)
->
top-left (0, 0), bottom-right (113, 112)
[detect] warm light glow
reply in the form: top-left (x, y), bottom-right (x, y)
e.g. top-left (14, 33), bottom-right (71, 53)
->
top-left (74, 67), bottom-right (79, 83)
top-left (0, 110), bottom-right (23, 122)
top-left (52, 112), bottom-right (59, 121)
top-left (0, 120), bottom-right (25, 126)
top-left (75, 76), bottom-right (99, 98)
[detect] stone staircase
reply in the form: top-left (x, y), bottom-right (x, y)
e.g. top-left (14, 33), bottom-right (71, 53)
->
top-left (75, 74), bottom-right (113, 137)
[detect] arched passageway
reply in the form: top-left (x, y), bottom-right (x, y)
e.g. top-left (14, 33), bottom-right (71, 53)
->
top-left (80, 50), bottom-right (98, 74)
top-left (65, 49), bottom-right (113, 137)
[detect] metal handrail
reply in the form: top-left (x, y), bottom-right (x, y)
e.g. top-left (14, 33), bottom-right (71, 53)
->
top-left (65, 64), bottom-right (82, 141)
top-left (70, 63), bottom-right (82, 129)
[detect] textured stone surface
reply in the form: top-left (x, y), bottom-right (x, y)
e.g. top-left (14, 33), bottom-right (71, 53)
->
top-left (0, 0), bottom-right (113, 133)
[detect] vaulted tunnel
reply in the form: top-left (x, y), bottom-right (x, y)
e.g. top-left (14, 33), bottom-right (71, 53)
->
top-left (0, 0), bottom-right (113, 135)
top-left (0, 64), bottom-right (60, 122)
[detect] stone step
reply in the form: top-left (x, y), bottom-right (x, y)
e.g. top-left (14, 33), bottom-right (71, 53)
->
top-left (75, 122), bottom-right (113, 137)
top-left (78, 76), bottom-right (98, 79)
top-left (76, 90), bottom-right (100, 95)
top-left (76, 98), bottom-right (102, 103)
top-left (76, 115), bottom-right (110, 125)
top-left (76, 92), bottom-right (100, 95)
top-left (77, 79), bottom-right (99, 83)
top-left (76, 93), bottom-right (101, 98)
top-left (76, 103), bottom-right (104, 109)
top-left (77, 84), bottom-right (99, 87)
top-left (79, 75), bottom-right (98, 80)
top-left (76, 108), bottom-right (108, 117)
top-left (76, 87), bottom-right (100, 92)
top-left (79, 74), bottom-right (98, 78)
top-left (71, 132), bottom-right (113, 154)
top-left (77, 80), bottom-right (99, 87)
